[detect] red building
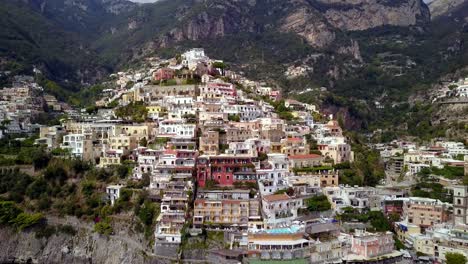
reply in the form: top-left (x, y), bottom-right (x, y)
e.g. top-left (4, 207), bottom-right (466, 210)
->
top-left (196, 155), bottom-right (257, 187)
top-left (384, 199), bottom-right (404, 216)
top-left (153, 68), bottom-right (175, 81)
top-left (269, 90), bottom-right (281, 101)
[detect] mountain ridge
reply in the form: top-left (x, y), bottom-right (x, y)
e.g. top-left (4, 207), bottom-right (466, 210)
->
top-left (1, 0), bottom-right (460, 106)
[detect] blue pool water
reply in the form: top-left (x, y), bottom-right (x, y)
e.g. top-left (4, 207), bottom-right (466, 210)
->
top-left (265, 226), bottom-right (301, 234)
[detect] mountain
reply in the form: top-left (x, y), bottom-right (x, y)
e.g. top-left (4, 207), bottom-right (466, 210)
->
top-left (0, 0), bottom-right (448, 105)
top-left (0, 0), bottom-right (140, 86)
top-left (135, 0), bottom-right (430, 48)
top-left (428, 0), bottom-right (466, 18)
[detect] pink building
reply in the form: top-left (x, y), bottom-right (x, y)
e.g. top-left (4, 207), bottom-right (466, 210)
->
top-left (153, 68), bottom-right (175, 81)
top-left (351, 230), bottom-right (394, 259)
top-left (201, 82), bottom-right (237, 99)
top-left (269, 90), bottom-right (281, 101)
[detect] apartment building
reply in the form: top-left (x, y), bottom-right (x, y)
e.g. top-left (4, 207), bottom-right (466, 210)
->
top-left (109, 134), bottom-right (138, 153)
top-left (289, 154), bottom-right (323, 168)
top-left (280, 137), bottom-right (310, 156)
top-left (61, 133), bottom-right (95, 161)
top-left (261, 193), bottom-right (303, 228)
top-left (35, 125), bottom-right (65, 148)
top-left (403, 197), bottom-right (450, 228)
top-left (257, 154), bottom-right (289, 195)
top-left (199, 130), bottom-right (220, 156)
top-left (193, 189), bottom-right (260, 228)
top-left (158, 119), bottom-right (196, 138)
top-left (196, 155), bottom-right (258, 187)
top-left (347, 230), bottom-right (397, 261)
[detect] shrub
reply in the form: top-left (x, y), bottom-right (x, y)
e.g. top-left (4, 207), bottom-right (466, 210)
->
top-left (12, 212), bottom-right (44, 231)
top-left (94, 221), bottom-right (113, 236)
top-left (446, 252), bottom-right (467, 264)
top-left (137, 201), bottom-right (158, 226)
top-left (0, 201), bottom-right (22, 224)
top-left (305, 195), bottom-right (331, 212)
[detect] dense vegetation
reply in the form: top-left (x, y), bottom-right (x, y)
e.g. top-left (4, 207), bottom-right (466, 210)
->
top-left (305, 195), bottom-right (332, 212)
top-left (446, 252), bottom-right (467, 264)
top-left (411, 169), bottom-right (454, 203)
top-left (337, 207), bottom-right (396, 232)
top-left (115, 102), bottom-right (148, 122)
top-left (0, 148), bottom-right (157, 239)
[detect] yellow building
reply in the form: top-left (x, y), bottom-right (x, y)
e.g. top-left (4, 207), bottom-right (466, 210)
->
top-left (280, 137), bottom-right (309, 156)
top-left (395, 221), bottom-right (421, 243)
top-left (109, 135), bottom-right (138, 153)
top-left (413, 234), bottom-right (434, 256)
top-left (98, 149), bottom-right (123, 168)
top-left (115, 124), bottom-right (152, 141)
top-left (146, 105), bottom-right (165, 119)
top-left (193, 190), bottom-right (260, 228)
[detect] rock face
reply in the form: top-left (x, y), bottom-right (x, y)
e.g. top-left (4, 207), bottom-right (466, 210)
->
top-left (158, 0), bottom-right (430, 48)
top-left (429, 0), bottom-right (466, 18)
top-left (317, 0), bottom-right (430, 31)
top-left (0, 225), bottom-right (164, 264)
top-left (160, 0), bottom-right (256, 46)
top-left (280, 4), bottom-right (336, 47)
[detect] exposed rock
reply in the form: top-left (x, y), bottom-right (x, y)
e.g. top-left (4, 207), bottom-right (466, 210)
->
top-left (429, 0), bottom-right (466, 18)
top-left (0, 226), bottom-right (165, 264)
top-left (158, 0), bottom-right (430, 48)
top-left (280, 5), bottom-right (336, 48)
top-left (317, 0), bottom-right (430, 31)
top-left (161, 1), bottom-right (255, 46)
top-left (337, 39), bottom-right (363, 62)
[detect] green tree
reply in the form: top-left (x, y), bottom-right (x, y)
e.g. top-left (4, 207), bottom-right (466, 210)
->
top-left (228, 114), bottom-right (241, 122)
top-left (26, 178), bottom-right (49, 199)
top-left (116, 165), bottom-right (130, 179)
top-left (0, 201), bottom-right (22, 224)
top-left (137, 201), bottom-right (158, 226)
top-left (44, 165), bottom-right (68, 184)
top-left (305, 195), bottom-right (331, 212)
top-left (114, 102), bottom-right (148, 122)
top-left (446, 252), bottom-right (467, 264)
top-left (139, 137), bottom-right (148, 147)
top-left (94, 221), bottom-right (113, 236)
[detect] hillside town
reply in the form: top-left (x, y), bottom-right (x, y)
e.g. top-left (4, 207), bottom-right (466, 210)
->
top-left (1, 48), bottom-right (468, 264)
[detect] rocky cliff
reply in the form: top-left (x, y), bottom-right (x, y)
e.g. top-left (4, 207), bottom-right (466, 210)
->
top-left (428, 0), bottom-right (466, 18)
top-left (317, 0), bottom-right (430, 31)
top-left (0, 216), bottom-right (166, 264)
top-left (157, 0), bottom-right (430, 48)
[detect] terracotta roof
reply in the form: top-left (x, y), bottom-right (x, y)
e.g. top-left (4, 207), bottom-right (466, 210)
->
top-left (262, 193), bottom-right (291, 202)
top-left (289, 154), bottom-right (322, 159)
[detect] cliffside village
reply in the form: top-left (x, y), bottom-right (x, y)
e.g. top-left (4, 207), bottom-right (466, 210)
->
top-left (7, 49), bottom-right (468, 263)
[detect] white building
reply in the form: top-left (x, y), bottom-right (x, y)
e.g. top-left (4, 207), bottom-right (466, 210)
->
top-left (61, 133), bottom-right (91, 159)
top-left (158, 119), bottom-right (196, 138)
top-left (257, 154), bottom-right (289, 195)
top-left (261, 193), bottom-right (303, 228)
top-left (181, 48), bottom-right (208, 70)
top-left (106, 185), bottom-right (124, 206)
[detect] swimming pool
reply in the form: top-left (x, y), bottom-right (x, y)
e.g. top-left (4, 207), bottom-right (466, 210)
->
top-left (265, 225), bottom-right (301, 234)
